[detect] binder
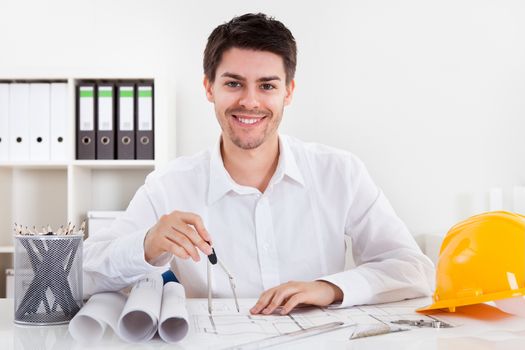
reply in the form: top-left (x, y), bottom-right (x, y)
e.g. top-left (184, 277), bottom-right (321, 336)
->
top-left (0, 83), bottom-right (8, 161)
top-left (8, 83), bottom-right (30, 161)
top-left (116, 84), bottom-right (135, 159)
top-left (76, 83), bottom-right (96, 159)
top-left (136, 83), bottom-right (154, 160)
top-left (50, 83), bottom-right (69, 161)
top-left (29, 83), bottom-right (51, 161)
top-left (96, 84), bottom-right (115, 159)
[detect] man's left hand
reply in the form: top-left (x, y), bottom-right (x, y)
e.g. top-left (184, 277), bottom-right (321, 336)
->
top-left (250, 280), bottom-right (343, 315)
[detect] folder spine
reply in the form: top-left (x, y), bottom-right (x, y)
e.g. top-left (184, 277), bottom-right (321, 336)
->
top-left (9, 83), bottom-right (30, 161)
top-left (0, 83), bottom-right (9, 161)
top-left (50, 83), bottom-right (69, 161)
top-left (136, 83), bottom-right (154, 160)
top-left (76, 83), bottom-right (96, 159)
top-left (116, 84), bottom-right (135, 160)
top-left (96, 84), bottom-right (115, 159)
top-left (29, 83), bottom-right (51, 161)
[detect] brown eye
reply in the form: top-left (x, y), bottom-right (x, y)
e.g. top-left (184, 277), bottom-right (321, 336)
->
top-left (261, 83), bottom-right (275, 90)
top-left (226, 81), bottom-right (241, 88)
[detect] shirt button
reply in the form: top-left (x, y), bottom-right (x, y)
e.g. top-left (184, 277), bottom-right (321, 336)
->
top-left (263, 243), bottom-right (270, 250)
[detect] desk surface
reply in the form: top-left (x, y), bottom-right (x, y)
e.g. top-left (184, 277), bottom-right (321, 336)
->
top-left (1, 297), bottom-right (525, 350)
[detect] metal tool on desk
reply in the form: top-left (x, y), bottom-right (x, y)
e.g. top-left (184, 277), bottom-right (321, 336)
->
top-left (349, 324), bottom-right (409, 340)
top-left (390, 318), bottom-right (454, 328)
top-left (227, 321), bottom-right (356, 349)
top-left (207, 244), bottom-right (239, 314)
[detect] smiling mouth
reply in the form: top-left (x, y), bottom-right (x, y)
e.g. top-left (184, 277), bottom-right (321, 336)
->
top-left (231, 114), bottom-right (266, 126)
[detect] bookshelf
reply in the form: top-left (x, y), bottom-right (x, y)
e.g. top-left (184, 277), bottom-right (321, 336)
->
top-left (0, 75), bottom-right (176, 296)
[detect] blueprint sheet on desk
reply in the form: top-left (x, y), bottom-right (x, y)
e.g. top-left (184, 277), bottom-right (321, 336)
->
top-left (179, 298), bottom-right (440, 349)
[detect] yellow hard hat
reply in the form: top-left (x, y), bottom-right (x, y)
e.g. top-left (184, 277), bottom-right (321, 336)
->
top-left (417, 211), bottom-right (525, 313)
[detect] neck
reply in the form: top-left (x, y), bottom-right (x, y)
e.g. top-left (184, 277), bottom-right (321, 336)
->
top-left (221, 134), bottom-right (280, 193)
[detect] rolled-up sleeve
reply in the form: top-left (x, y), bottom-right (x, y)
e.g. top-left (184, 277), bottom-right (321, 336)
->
top-left (83, 184), bottom-right (171, 298)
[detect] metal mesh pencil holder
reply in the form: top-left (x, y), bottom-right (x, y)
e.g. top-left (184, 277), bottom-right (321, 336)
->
top-left (14, 234), bottom-right (83, 325)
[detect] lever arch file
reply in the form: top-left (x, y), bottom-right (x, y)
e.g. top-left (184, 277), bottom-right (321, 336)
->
top-left (136, 83), bottom-right (154, 160)
top-left (116, 84), bottom-right (135, 159)
top-left (50, 83), bottom-right (69, 161)
top-left (29, 83), bottom-right (51, 161)
top-left (9, 83), bottom-right (30, 161)
top-left (76, 83), bottom-right (96, 159)
top-left (96, 84), bottom-right (115, 159)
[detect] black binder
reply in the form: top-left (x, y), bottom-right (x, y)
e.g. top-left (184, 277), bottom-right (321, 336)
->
top-left (76, 83), bottom-right (96, 159)
top-left (135, 82), bottom-right (154, 159)
top-left (116, 83), bottom-right (135, 159)
top-left (96, 83), bottom-right (115, 159)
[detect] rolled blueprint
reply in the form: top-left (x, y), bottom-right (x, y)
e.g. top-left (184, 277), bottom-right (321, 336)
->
top-left (117, 273), bottom-right (163, 342)
top-left (69, 273), bottom-right (191, 344)
top-left (69, 273), bottom-right (163, 343)
top-left (69, 292), bottom-right (127, 343)
top-left (158, 281), bottom-right (189, 343)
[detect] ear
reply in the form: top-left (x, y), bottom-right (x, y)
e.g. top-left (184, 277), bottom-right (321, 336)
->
top-left (203, 76), bottom-right (215, 102)
top-left (284, 79), bottom-right (295, 106)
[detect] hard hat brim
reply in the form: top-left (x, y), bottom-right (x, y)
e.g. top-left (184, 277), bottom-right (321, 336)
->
top-left (417, 288), bottom-right (525, 313)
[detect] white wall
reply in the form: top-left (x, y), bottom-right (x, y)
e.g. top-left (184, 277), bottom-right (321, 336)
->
top-left (0, 0), bottom-right (180, 162)
top-left (2, 0), bottom-right (525, 237)
top-left (172, 0), bottom-right (525, 236)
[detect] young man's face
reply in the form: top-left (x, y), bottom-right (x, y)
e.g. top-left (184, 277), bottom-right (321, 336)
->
top-left (204, 47), bottom-right (295, 150)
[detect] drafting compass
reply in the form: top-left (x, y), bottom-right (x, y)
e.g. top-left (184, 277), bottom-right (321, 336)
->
top-left (207, 245), bottom-right (240, 314)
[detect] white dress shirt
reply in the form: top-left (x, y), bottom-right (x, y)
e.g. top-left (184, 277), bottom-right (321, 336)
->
top-left (83, 134), bottom-right (434, 307)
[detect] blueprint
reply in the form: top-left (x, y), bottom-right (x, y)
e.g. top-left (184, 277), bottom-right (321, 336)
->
top-left (179, 298), bottom-right (444, 349)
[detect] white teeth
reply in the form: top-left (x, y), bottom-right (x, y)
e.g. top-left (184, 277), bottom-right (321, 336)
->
top-left (237, 117), bottom-right (259, 124)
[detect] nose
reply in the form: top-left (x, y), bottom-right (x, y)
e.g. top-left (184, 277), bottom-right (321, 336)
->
top-left (238, 86), bottom-right (260, 110)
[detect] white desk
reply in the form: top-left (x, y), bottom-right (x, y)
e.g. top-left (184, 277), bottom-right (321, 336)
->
top-left (1, 297), bottom-right (525, 350)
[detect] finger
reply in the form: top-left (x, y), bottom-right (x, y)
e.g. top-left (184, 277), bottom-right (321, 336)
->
top-left (250, 288), bottom-right (276, 314)
top-left (262, 286), bottom-right (300, 315)
top-left (166, 230), bottom-right (200, 262)
top-left (173, 223), bottom-right (212, 256)
top-left (177, 211), bottom-right (213, 244)
top-left (165, 240), bottom-right (190, 260)
top-left (281, 293), bottom-right (304, 315)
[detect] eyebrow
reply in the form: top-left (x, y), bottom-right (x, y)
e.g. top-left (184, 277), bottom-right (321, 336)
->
top-left (220, 72), bottom-right (281, 82)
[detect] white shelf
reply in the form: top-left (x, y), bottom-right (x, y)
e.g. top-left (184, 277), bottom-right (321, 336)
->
top-left (0, 4), bottom-right (178, 298)
top-left (0, 160), bottom-right (155, 170)
top-left (0, 76), bottom-right (176, 258)
top-left (72, 160), bottom-right (156, 170)
top-left (0, 162), bottom-right (69, 169)
top-left (0, 246), bottom-right (14, 254)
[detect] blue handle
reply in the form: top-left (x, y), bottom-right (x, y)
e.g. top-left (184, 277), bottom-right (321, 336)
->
top-left (161, 270), bottom-right (179, 285)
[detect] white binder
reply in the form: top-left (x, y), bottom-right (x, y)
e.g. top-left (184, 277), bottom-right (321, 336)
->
top-left (0, 84), bottom-right (8, 161)
top-left (8, 83), bottom-right (30, 161)
top-left (50, 83), bottom-right (69, 161)
top-left (29, 83), bottom-right (51, 161)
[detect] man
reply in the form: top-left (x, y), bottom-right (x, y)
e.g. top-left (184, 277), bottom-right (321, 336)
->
top-left (84, 13), bottom-right (433, 315)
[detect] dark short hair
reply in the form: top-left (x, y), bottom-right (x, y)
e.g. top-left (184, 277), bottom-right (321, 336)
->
top-left (203, 13), bottom-right (297, 85)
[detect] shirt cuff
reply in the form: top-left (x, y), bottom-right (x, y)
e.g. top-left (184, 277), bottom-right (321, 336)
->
top-left (318, 268), bottom-right (373, 308)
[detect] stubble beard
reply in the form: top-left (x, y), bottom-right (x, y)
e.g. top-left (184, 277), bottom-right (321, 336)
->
top-left (222, 108), bottom-right (281, 150)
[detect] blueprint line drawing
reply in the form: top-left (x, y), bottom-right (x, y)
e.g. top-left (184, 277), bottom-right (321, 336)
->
top-left (180, 298), bottom-right (445, 349)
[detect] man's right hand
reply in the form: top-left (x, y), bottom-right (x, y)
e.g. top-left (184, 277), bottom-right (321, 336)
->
top-left (144, 211), bottom-right (213, 264)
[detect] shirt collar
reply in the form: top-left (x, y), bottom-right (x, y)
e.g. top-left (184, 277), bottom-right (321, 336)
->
top-left (207, 134), bottom-right (305, 205)
top-left (273, 134), bottom-right (305, 188)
